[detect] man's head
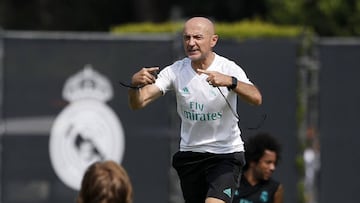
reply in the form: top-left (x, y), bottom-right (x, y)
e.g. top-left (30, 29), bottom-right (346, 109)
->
top-left (244, 133), bottom-right (282, 181)
top-left (182, 17), bottom-right (218, 62)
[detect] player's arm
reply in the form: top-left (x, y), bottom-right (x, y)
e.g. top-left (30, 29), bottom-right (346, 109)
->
top-left (232, 79), bottom-right (262, 106)
top-left (128, 67), bottom-right (162, 110)
top-left (197, 69), bottom-right (262, 106)
top-left (273, 184), bottom-right (284, 203)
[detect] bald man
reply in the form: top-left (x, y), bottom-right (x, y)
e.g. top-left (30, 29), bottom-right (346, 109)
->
top-left (127, 17), bottom-right (262, 203)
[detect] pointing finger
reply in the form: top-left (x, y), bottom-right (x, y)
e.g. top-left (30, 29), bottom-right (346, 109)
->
top-left (146, 67), bottom-right (160, 74)
top-left (197, 69), bottom-right (210, 75)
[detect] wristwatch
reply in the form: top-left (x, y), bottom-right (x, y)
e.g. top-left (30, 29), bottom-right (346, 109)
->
top-left (227, 76), bottom-right (238, 90)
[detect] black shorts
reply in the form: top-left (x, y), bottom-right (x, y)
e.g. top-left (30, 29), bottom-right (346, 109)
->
top-left (172, 151), bottom-right (245, 203)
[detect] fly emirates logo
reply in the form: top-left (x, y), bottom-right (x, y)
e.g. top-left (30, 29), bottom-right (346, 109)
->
top-left (183, 101), bottom-right (222, 121)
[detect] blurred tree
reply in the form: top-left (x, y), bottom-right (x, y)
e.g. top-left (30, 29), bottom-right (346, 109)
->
top-left (266, 0), bottom-right (360, 36)
top-left (132, 0), bottom-right (170, 22)
top-left (0, 0), bottom-right (359, 36)
top-left (265, 0), bottom-right (305, 24)
top-left (172, 0), bottom-right (267, 21)
top-left (0, 0), bottom-right (135, 31)
top-left (305, 0), bottom-right (360, 36)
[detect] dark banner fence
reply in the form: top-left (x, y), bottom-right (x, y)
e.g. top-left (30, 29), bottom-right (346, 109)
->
top-left (2, 31), bottom-right (357, 203)
top-left (0, 32), bottom-right (177, 203)
top-left (317, 38), bottom-right (360, 203)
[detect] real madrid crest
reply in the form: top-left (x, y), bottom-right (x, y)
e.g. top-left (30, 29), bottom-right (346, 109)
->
top-left (49, 64), bottom-right (125, 190)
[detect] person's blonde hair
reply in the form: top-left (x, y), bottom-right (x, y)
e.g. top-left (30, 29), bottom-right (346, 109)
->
top-left (77, 160), bottom-right (133, 203)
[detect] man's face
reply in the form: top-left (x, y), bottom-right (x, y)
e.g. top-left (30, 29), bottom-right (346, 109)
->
top-left (182, 22), bottom-right (216, 62)
top-left (253, 150), bottom-right (277, 181)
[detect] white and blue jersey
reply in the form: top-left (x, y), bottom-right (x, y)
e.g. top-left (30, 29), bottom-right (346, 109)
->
top-left (155, 53), bottom-right (253, 154)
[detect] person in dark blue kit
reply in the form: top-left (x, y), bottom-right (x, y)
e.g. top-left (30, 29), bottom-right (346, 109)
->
top-left (233, 133), bottom-right (283, 203)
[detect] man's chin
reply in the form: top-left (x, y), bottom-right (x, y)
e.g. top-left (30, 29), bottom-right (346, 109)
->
top-left (188, 55), bottom-right (200, 61)
top-left (263, 175), bottom-right (271, 180)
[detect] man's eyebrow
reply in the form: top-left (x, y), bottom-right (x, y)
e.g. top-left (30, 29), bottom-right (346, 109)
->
top-left (183, 34), bottom-right (204, 37)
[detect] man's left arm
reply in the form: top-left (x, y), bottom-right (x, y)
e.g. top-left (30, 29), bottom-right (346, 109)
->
top-left (232, 79), bottom-right (262, 106)
top-left (273, 184), bottom-right (284, 203)
top-left (197, 69), bottom-right (262, 106)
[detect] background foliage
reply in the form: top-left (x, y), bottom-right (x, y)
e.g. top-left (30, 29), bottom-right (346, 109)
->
top-left (0, 0), bottom-right (359, 36)
top-left (111, 20), bottom-right (307, 39)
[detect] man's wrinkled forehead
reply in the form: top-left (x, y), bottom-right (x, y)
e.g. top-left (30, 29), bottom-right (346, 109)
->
top-left (183, 30), bottom-right (205, 37)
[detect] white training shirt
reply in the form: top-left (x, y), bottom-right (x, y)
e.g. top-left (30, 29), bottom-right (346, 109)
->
top-left (155, 53), bottom-right (253, 153)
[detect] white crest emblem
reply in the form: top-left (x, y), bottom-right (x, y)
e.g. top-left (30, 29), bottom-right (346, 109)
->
top-left (49, 64), bottom-right (125, 190)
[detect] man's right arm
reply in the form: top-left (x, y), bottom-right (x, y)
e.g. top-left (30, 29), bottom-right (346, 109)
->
top-left (128, 67), bottom-right (162, 110)
top-left (128, 84), bottom-right (162, 110)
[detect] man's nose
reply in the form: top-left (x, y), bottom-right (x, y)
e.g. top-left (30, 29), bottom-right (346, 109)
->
top-left (188, 37), bottom-right (196, 45)
top-left (270, 163), bottom-right (276, 171)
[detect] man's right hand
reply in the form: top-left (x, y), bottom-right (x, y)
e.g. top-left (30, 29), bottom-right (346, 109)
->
top-left (131, 67), bottom-right (159, 87)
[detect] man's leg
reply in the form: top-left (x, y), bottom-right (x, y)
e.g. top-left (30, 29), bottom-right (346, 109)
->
top-left (172, 151), bottom-right (208, 203)
top-left (206, 152), bottom-right (244, 203)
top-left (206, 197), bottom-right (226, 203)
